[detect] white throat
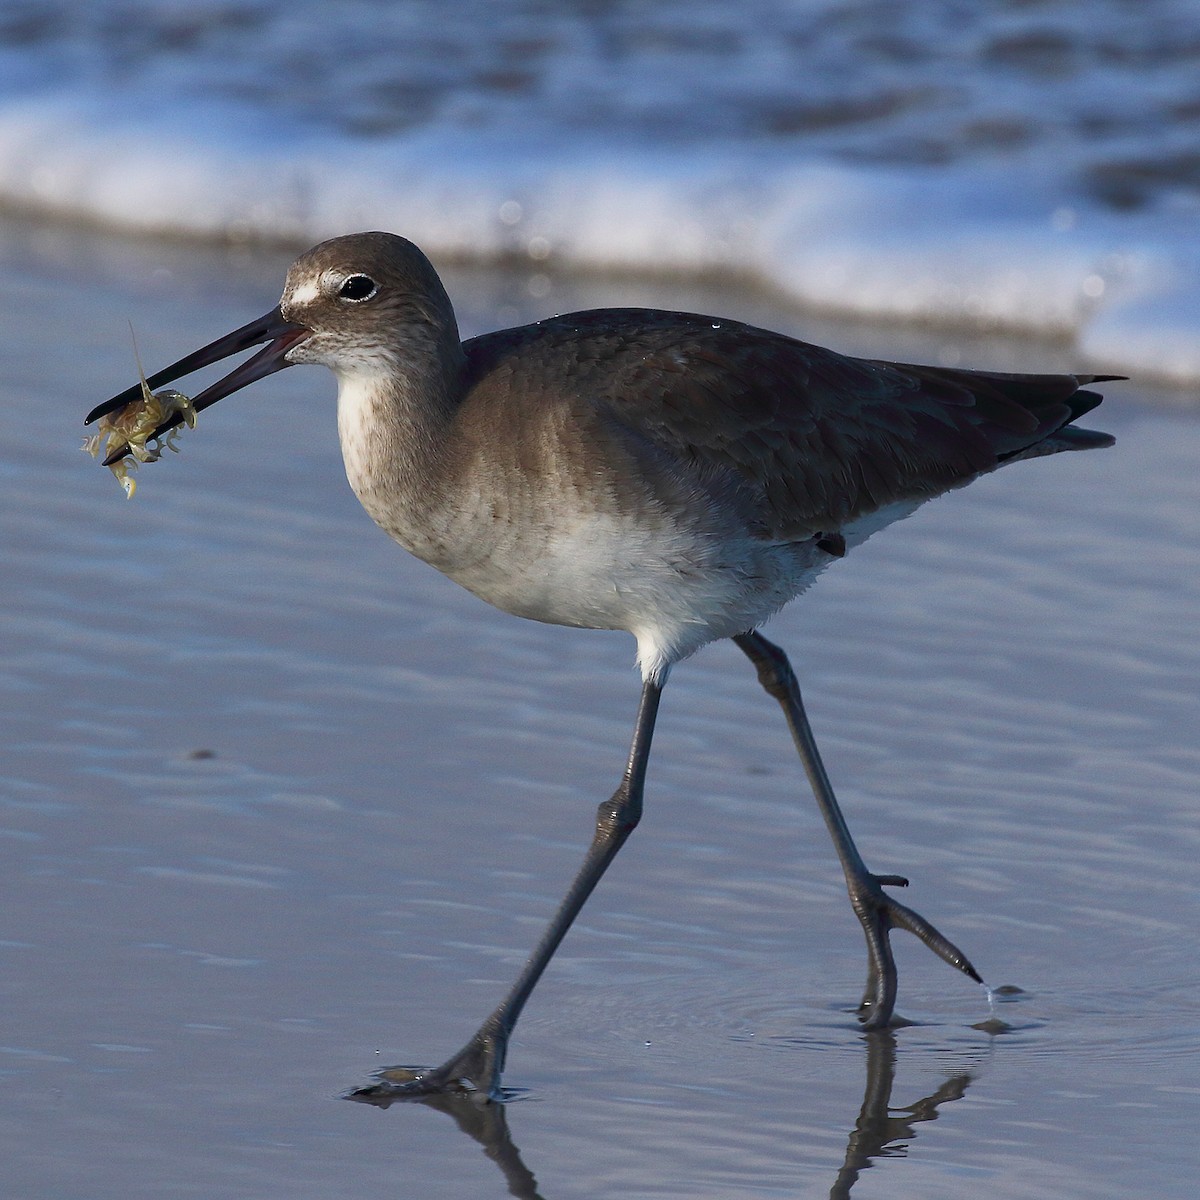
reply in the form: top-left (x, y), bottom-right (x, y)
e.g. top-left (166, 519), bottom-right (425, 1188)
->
top-left (335, 366), bottom-right (404, 507)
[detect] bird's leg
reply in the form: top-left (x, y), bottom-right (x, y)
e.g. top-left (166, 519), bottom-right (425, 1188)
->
top-left (732, 631), bottom-right (981, 1026)
top-left (350, 679), bottom-right (663, 1104)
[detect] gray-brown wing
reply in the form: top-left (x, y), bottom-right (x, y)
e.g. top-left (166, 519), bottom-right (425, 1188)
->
top-left (462, 309), bottom-right (1110, 541)
top-left (589, 316), bottom-right (1107, 540)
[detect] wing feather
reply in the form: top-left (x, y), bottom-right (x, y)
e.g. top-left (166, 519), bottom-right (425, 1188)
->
top-left (462, 310), bottom-right (1114, 541)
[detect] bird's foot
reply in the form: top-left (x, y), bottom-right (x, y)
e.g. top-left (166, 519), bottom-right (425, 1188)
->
top-left (849, 871), bottom-right (982, 1030)
top-left (346, 1030), bottom-right (506, 1106)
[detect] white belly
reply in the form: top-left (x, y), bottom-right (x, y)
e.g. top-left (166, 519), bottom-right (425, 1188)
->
top-left (448, 491), bottom-right (925, 682)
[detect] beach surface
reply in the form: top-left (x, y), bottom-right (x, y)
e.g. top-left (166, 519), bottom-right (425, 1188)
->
top-left (2, 215), bottom-right (1198, 1197)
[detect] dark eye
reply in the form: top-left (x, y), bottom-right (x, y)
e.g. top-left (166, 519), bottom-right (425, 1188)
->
top-left (337, 274), bottom-right (377, 302)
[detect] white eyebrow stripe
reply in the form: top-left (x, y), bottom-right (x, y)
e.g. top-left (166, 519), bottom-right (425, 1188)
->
top-left (287, 279), bottom-right (321, 306)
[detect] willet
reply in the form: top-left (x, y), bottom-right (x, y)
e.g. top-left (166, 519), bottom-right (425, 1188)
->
top-left (87, 231), bottom-right (1118, 1101)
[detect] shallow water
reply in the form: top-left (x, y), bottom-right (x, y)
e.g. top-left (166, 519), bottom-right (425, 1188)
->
top-left (2, 217), bottom-right (1199, 1197)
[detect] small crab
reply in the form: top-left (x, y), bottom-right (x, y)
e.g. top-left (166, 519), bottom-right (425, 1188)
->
top-left (83, 333), bottom-right (196, 498)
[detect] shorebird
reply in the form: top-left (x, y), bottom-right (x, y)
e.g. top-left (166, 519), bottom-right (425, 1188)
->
top-left (87, 231), bottom-right (1117, 1102)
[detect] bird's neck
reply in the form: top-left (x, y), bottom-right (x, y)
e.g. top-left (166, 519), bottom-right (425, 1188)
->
top-left (334, 342), bottom-right (466, 560)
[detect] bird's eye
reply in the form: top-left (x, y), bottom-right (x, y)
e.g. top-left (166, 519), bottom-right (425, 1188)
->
top-left (337, 274), bottom-right (378, 302)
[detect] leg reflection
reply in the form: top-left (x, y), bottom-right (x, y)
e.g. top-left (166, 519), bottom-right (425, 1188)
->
top-left (356, 1087), bottom-right (546, 1200)
top-left (832, 1030), bottom-right (973, 1199)
top-left (349, 1032), bottom-right (976, 1200)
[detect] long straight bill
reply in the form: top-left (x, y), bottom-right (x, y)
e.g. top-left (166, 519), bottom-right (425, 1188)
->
top-left (86, 306), bottom-right (309, 464)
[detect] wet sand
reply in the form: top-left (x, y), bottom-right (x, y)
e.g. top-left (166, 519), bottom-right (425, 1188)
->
top-left (2, 214), bottom-right (1198, 1198)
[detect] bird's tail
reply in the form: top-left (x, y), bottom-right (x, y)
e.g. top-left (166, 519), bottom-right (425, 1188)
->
top-left (996, 374), bottom-right (1121, 461)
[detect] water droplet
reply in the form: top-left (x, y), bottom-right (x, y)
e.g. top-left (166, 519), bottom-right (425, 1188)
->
top-left (992, 983), bottom-right (1026, 997)
top-left (971, 1016), bottom-right (1014, 1034)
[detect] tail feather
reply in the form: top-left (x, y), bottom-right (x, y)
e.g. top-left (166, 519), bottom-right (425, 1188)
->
top-left (997, 376), bottom-right (1121, 461)
top-left (885, 363), bottom-right (1121, 463)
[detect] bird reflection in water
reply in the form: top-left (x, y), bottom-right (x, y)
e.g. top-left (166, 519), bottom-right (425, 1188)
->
top-left (350, 1030), bottom-right (974, 1199)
